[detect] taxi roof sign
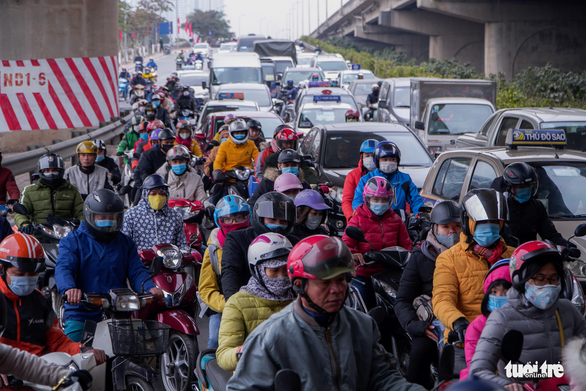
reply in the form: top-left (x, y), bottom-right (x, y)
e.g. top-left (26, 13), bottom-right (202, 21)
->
top-left (218, 92), bottom-right (245, 100)
top-left (314, 95), bottom-right (341, 102)
top-left (308, 81), bottom-right (330, 88)
top-left (505, 129), bottom-right (567, 149)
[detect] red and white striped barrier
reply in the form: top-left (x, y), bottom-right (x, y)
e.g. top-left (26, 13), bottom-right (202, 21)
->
top-left (0, 56), bottom-right (119, 131)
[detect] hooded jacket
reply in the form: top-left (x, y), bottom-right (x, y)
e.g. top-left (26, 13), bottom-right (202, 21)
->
top-left (0, 277), bottom-right (79, 357)
top-left (0, 166), bottom-right (20, 204)
top-left (470, 289), bottom-right (586, 387)
top-left (156, 163), bottom-right (210, 206)
top-left (117, 129), bottom-right (140, 156)
top-left (247, 167), bottom-right (310, 207)
top-left (55, 221), bottom-right (156, 323)
top-left (226, 299), bottom-right (426, 391)
top-left (214, 138), bottom-right (259, 172)
top-left (432, 233), bottom-right (514, 339)
top-left (64, 164), bottom-right (113, 199)
top-left (14, 179), bottom-right (84, 228)
top-left (198, 229), bottom-right (225, 313)
top-left (263, 151), bottom-right (319, 185)
top-left (205, 128), bottom-right (230, 177)
top-left (342, 159), bottom-right (368, 221)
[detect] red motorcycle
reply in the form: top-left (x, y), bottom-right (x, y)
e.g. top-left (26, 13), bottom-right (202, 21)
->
top-left (168, 199), bottom-right (205, 254)
top-left (136, 243), bottom-right (202, 391)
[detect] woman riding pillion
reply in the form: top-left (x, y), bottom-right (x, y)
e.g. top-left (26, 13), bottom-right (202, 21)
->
top-left (293, 189), bottom-right (332, 238)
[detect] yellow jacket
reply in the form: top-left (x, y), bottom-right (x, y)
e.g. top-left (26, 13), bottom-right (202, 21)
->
top-left (198, 229), bottom-right (225, 313)
top-left (432, 233), bottom-right (514, 338)
top-left (213, 138), bottom-right (259, 172)
top-left (174, 140), bottom-right (202, 157)
top-left (216, 291), bottom-right (292, 371)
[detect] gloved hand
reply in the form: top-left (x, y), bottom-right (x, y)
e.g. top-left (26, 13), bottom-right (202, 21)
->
top-left (406, 320), bottom-right (429, 337)
top-left (318, 184), bottom-right (330, 194)
top-left (452, 317), bottom-right (469, 343)
top-left (21, 224), bottom-right (35, 235)
top-left (66, 370), bottom-right (92, 391)
top-left (212, 169), bottom-right (225, 184)
top-left (570, 247), bottom-right (581, 259)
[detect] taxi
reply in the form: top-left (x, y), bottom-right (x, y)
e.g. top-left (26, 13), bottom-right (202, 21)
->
top-left (216, 83), bottom-right (273, 112)
top-left (292, 93), bottom-right (362, 135)
top-left (420, 128), bottom-right (586, 277)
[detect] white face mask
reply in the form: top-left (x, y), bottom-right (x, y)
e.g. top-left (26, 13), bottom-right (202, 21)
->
top-left (379, 161), bottom-right (398, 174)
top-left (363, 157), bottom-right (376, 171)
top-left (183, 91), bottom-right (189, 96)
top-left (179, 132), bottom-right (190, 140)
top-left (305, 215), bottom-right (322, 230)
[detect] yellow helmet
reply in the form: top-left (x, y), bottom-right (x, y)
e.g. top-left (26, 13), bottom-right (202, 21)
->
top-left (76, 140), bottom-right (97, 154)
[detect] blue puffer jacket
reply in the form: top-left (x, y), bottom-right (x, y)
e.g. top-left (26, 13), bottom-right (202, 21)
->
top-left (352, 168), bottom-right (424, 214)
top-left (55, 222), bottom-right (155, 323)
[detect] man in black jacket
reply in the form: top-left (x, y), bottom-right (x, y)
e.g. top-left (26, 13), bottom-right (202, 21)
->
top-left (221, 192), bottom-right (300, 300)
top-left (95, 140), bottom-right (121, 185)
top-left (151, 94), bottom-right (173, 129)
top-left (176, 87), bottom-right (198, 112)
top-left (366, 83), bottom-right (380, 107)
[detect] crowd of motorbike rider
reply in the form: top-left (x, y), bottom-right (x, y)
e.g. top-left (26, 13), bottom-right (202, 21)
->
top-left (1, 98), bottom-right (586, 391)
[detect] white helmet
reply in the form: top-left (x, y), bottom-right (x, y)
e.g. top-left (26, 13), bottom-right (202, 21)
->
top-left (229, 118), bottom-right (249, 145)
top-left (371, 83), bottom-right (379, 91)
top-left (247, 233), bottom-right (292, 268)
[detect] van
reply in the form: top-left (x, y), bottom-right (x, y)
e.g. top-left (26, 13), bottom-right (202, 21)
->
top-left (236, 34), bottom-right (266, 52)
top-left (207, 52), bottom-right (263, 97)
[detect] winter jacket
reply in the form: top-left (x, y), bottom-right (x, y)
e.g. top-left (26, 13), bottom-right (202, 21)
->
top-left (342, 160), bottom-right (367, 220)
top-left (247, 167), bottom-right (310, 207)
top-left (156, 105), bottom-right (173, 128)
top-left (217, 291), bottom-right (292, 371)
top-left (0, 166), bottom-right (20, 204)
top-left (342, 204), bottom-right (412, 277)
top-left (122, 195), bottom-right (190, 252)
top-left (352, 168), bottom-right (424, 214)
top-left (470, 289), bottom-right (586, 387)
top-left (432, 233), bottom-right (514, 338)
top-left (97, 155), bottom-right (121, 185)
top-left (173, 138), bottom-right (203, 157)
top-left (204, 145), bottom-right (220, 177)
top-left (134, 146), bottom-right (168, 188)
top-left (226, 299), bottom-right (426, 391)
top-left (198, 229), bottom-right (225, 313)
top-left (117, 130), bottom-right (140, 156)
top-left (264, 151), bottom-right (319, 185)
top-left (64, 164), bottom-right (112, 199)
top-left (156, 163), bottom-right (210, 206)
top-left (292, 222), bottom-right (330, 238)
top-left (0, 277), bottom-right (79, 357)
top-left (14, 180), bottom-right (84, 228)
top-left (55, 222), bottom-right (155, 323)
top-left (221, 227), bottom-right (299, 300)
top-left (506, 195), bottom-right (569, 247)
top-left (0, 343), bottom-right (70, 387)
top-left (255, 144), bottom-right (276, 180)
top-left (176, 95), bottom-right (198, 112)
top-left (214, 138), bottom-right (259, 172)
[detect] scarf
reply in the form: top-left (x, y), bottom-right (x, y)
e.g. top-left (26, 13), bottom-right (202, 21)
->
top-left (175, 135), bottom-right (192, 148)
top-left (241, 259), bottom-right (296, 301)
top-left (217, 229), bottom-right (226, 247)
top-left (473, 240), bottom-right (504, 264)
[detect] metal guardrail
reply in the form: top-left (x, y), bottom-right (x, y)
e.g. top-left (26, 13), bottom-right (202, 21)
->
top-left (4, 113), bottom-right (133, 176)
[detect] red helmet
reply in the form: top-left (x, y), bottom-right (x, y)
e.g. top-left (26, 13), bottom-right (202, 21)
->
top-left (287, 236), bottom-right (354, 281)
top-left (509, 240), bottom-right (562, 285)
top-left (0, 233), bottom-right (45, 273)
top-left (275, 128), bottom-right (299, 151)
top-left (345, 110), bottom-right (360, 122)
top-left (311, 74), bottom-right (319, 81)
top-left (147, 120), bottom-right (165, 132)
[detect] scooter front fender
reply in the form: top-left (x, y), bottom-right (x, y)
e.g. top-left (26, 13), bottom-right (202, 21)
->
top-left (112, 356), bottom-right (157, 391)
top-left (157, 309), bottom-right (199, 335)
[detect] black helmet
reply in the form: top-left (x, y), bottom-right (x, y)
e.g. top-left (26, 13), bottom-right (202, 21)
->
top-left (461, 188), bottom-right (508, 238)
top-left (431, 200), bottom-right (461, 225)
top-left (158, 128), bottom-right (176, 141)
top-left (252, 192), bottom-right (296, 235)
top-left (37, 153), bottom-right (65, 188)
top-left (144, 104), bottom-right (156, 121)
top-left (502, 162), bottom-right (538, 196)
top-left (278, 149), bottom-right (301, 164)
top-left (143, 174), bottom-right (169, 192)
top-left (84, 189), bottom-right (124, 242)
top-left (247, 119), bottom-right (262, 131)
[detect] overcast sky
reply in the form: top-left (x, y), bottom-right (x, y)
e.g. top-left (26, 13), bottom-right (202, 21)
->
top-left (223, 0), bottom-right (349, 40)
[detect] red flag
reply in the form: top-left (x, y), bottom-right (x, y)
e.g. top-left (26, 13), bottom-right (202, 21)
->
top-left (177, 18), bottom-right (180, 34)
top-left (196, 35), bottom-right (200, 43)
top-left (132, 33), bottom-right (136, 39)
top-left (189, 23), bottom-right (192, 37)
top-left (119, 30), bottom-right (123, 40)
top-left (184, 20), bottom-right (188, 33)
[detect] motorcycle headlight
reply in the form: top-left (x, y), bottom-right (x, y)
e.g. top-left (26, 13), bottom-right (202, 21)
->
top-left (53, 225), bottom-right (72, 239)
top-left (329, 186), bottom-right (344, 203)
top-left (41, 226), bottom-right (59, 239)
top-left (67, 362), bottom-right (79, 372)
top-left (174, 206), bottom-right (193, 220)
top-left (235, 167), bottom-right (251, 181)
top-left (378, 280), bottom-right (397, 299)
top-left (157, 245), bottom-right (182, 269)
top-left (114, 294), bottom-right (140, 311)
top-left (567, 260), bottom-right (586, 278)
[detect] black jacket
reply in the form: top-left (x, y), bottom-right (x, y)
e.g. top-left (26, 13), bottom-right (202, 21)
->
top-left (97, 155), bottom-right (121, 185)
top-left (134, 146), bottom-right (167, 188)
top-left (131, 76), bottom-right (146, 86)
top-left (292, 223), bottom-right (330, 239)
top-left (366, 91), bottom-right (379, 105)
top-left (263, 152), bottom-right (319, 184)
top-left (155, 106), bottom-right (173, 129)
top-left (221, 227), bottom-right (300, 300)
top-left (176, 95), bottom-right (198, 111)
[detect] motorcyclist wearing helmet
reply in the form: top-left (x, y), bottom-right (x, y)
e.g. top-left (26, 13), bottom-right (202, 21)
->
top-left (247, 119), bottom-right (267, 151)
top-left (342, 139), bottom-right (377, 221)
top-left (199, 196), bottom-right (252, 349)
top-left (155, 145), bottom-right (210, 207)
top-left (221, 192), bottom-right (299, 300)
top-left (204, 125), bottom-right (229, 177)
top-left (432, 188), bottom-right (515, 374)
top-left (55, 189), bottom-right (163, 341)
top-left (248, 149), bottom-right (310, 207)
top-left (134, 121), bottom-right (164, 159)
top-left (176, 86), bottom-right (198, 113)
top-left (343, 176), bottom-right (412, 309)
top-left (14, 153), bottom-right (84, 235)
top-left (117, 115), bottom-right (145, 163)
top-left (0, 233), bottom-right (107, 365)
top-left (119, 67), bottom-right (131, 79)
top-left (130, 72), bottom-right (146, 87)
top-left (151, 94), bottom-right (173, 129)
top-left (227, 236), bottom-right (424, 391)
top-left (64, 141), bottom-right (113, 200)
top-left (122, 174), bottom-right (190, 252)
top-left (94, 139), bottom-right (121, 185)
top-left (254, 124), bottom-right (292, 179)
top-left (263, 128), bottom-right (319, 184)
top-left (352, 141), bottom-right (424, 214)
top-left (174, 120), bottom-right (203, 157)
top-left (217, 233), bottom-right (295, 371)
top-left (283, 80), bottom-right (298, 101)
top-left (366, 83), bottom-right (379, 107)
top-left (345, 109), bottom-right (360, 122)
top-left (492, 162), bottom-right (575, 249)
top-left (395, 200), bottom-right (462, 388)
top-left (470, 241), bottom-right (586, 390)
top-left (146, 58), bottom-right (157, 70)
top-left (293, 189), bottom-right (331, 237)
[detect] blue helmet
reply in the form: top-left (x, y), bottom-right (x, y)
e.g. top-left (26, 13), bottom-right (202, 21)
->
top-left (214, 195), bottom-right (252, 227)
top-left (360, 139), bottom-right (378, 154)
top-left (373, 141), bottom-right (401, 167)
top-left (287, 80), bottom-right (294, 88)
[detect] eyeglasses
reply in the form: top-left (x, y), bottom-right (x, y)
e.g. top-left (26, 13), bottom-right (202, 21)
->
top-left (220, 214), bottom-right (248, 224)
top-left (530, 276), bottom-right (560, 285)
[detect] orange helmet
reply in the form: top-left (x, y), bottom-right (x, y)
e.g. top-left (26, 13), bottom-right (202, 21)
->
top-left (147, 120), bottom-right (165, 132)
top-left (0, 233), bottom-right (45, 273)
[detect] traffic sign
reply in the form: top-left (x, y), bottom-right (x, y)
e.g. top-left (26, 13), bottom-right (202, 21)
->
top-left (351, 64), bottom-right (361, 70)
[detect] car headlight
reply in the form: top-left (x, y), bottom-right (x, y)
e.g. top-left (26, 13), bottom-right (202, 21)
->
top-left (157, 245), bottom-right (182, 269)
top-left (162, 275), bottom-right (192, 307)
top-left (329, 186), bottom-right (343, 203)
top-left (378, 280), bottom-right (397, 299)
top-left (114, 294), bottom-right (140, 311)
top-left (235, 167), bottom-right (251, 181)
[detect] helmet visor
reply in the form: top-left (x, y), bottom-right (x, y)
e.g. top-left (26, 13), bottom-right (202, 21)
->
top-left (464, 191), bottom-right (507, 222)
top-left (4, 256), bottom-right (45, 273)
top-left (86, 210), bottom-right (124, 233)
top-left (255, 199), bottom-right (296, 223)
top-left (301, 238), bottom-right (355, 280)
top-left (38, 155), bottom-right (64, 171)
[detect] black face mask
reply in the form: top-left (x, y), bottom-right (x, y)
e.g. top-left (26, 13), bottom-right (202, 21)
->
top-left (161, 144), bottom-right (173, 153)
top-left (372, 90), bottom-right (379, 97)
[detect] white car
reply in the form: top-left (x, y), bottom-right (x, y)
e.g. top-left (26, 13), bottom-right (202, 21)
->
top-left (216, 83), bottom-right (273, 112)
top-left (294, 100), bottom-right (356, 135)
top-left (296, 53), bottom-right (317, 68)
top-left (192, 42), bottom-right (212, 58)
top-left (310, 54), bottom-right (348, 80)
top-left (196, 99), bottom-right (260, 129)
top-left (219, 42), bottom-right (237, 53)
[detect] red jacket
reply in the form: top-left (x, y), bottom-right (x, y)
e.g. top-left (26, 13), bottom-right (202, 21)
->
top-left (342, 159), bottom-right (367, 221)
top-left (0, 167), bottom-right (20, 204)
top-left (342, 204), bottom-right (412, 277)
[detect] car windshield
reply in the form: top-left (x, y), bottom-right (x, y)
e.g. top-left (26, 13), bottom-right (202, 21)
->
top-left (301, 94), bottom-right (357, 110)
top-left (428, 104), bottom-right (494, 135)
top-left (220, 43), bottom-right (235, 50)
top-left (283, 70), bottom-right (324, 84)
top-left (353, 83), bottom-right (373, 95)
top-left (179, 74), bottom-right (208, 87)
top-left (211, 68), bottom-right (262, 85)
top-left (204, 104), bottom-right (257, 117)
top-left (297, 56), bottom-right (313, 66)
top-left (529, 162), bottom-right (586, 218)
top-left (541, 122), bottom-right (586, 151)
top-left (275, 60), bottom-right (294, 74)
top-left (193, 44), bottom-right (208, 50)
top-left (213, 116), bottom-right (283, 138)
top-left (219, 89), bottom-right (270, 107)
top-left (394, 87), bottom-right (410, 108)
top-left (298, 107), bottom-right (349, 129)
top-left (342, 73), bottom-right (374, 84)
top-left (316, 60), bottom-right (347, 71)
top-left (324, 131), bottom-right (432, 168)
top-left (262, 64), bottom-right (275, 81)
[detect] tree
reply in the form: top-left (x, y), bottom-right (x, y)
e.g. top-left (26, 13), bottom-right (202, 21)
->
top-left (186, 10), bottom-right (232, 43)
top-left (119, 0), bottom-right (173, 46)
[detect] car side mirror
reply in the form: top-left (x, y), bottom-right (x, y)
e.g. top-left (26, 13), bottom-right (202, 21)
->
top-left (345, 226), bottom-right (366, 243)
top-left (415, 121), bottom-right (425, 130)
top-left (501, 330), bottom-right (523, 363)
top-left (574, 223), bottom-right (586, 237)
top-left (150, 256), bottom-right (163, 275)
top-left (201, 81), bottom-right (207, 90)
top-left (12, 203), bottom-right (29, 215)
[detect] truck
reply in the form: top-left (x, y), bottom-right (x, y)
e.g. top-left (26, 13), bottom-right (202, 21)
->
top-left (409, 78), bottom-right (497, 155)
top-left (205, 52), bottom-right (263, 98)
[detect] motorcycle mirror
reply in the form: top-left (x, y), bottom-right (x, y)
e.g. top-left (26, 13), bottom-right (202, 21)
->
top-left (501, 330), bottom-right (523, 363)
top-left (210, 140), bottom-right (220, 147)
top-left (150, 256), bottom-right (163, 275)
top-left (367, 306), bottom-right (384, 327)
top-left (120, 118), bottom-right (127, 124)
top-left (574, 223), bottom-right (586, 238)
top-left (12, 203), bottom-right (29, 216)
top-left (201, 81), bottom-right (207, 90)
top-left (205, 143), bottom-right (215, 152)
top-left (345, 226), bottom-right (367, 243)
top-left (274, 369), bottom-right (301, 391)
top-left (437, 344), bottom-right (455, 382)
top-left (119, 185), bottom-right (132, 196)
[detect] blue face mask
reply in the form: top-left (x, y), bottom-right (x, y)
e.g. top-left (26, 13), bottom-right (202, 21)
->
top-left (172, 164), bottom-right (187, 175)
top-left (524, 282), bottom-right (561, 310)
top-left (96, 155), bottom-right (105, 163)
top-left (221, 138), bottom-right (227, 143)
top-left (281, 167), bottom-right (299, 176)
top-left (473, 223), bottom-right (501, 247)
top-left (514, 187), bottom-right (532, 203)
top-left (140, 133), bottom-right (149, 140)
top-left (233, 134), bottom-right (246, 140)
top-left (265, 223), bottom-right (288, 231)
top-left (9, 275), bottom-right (38, 296)
top-left (152, 101), bottom-right (160, 107)
top-left (487, 294), bottom-right (508, 312)
top-left (369, 202), bottom-right (390, 216)
top-left (95, 219), bottom-right (116, 227)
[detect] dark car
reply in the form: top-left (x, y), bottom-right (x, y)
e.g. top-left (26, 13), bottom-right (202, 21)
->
top-left (348, 78), bottom-right (382, 110)
top-left (377, 78), bottom-right (411, 125)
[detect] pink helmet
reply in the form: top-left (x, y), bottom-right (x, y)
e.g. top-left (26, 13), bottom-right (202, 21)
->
top-left (274, 173), bottom-right (303, 193)
top-left (363, 176), bottom-right (394, 203)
